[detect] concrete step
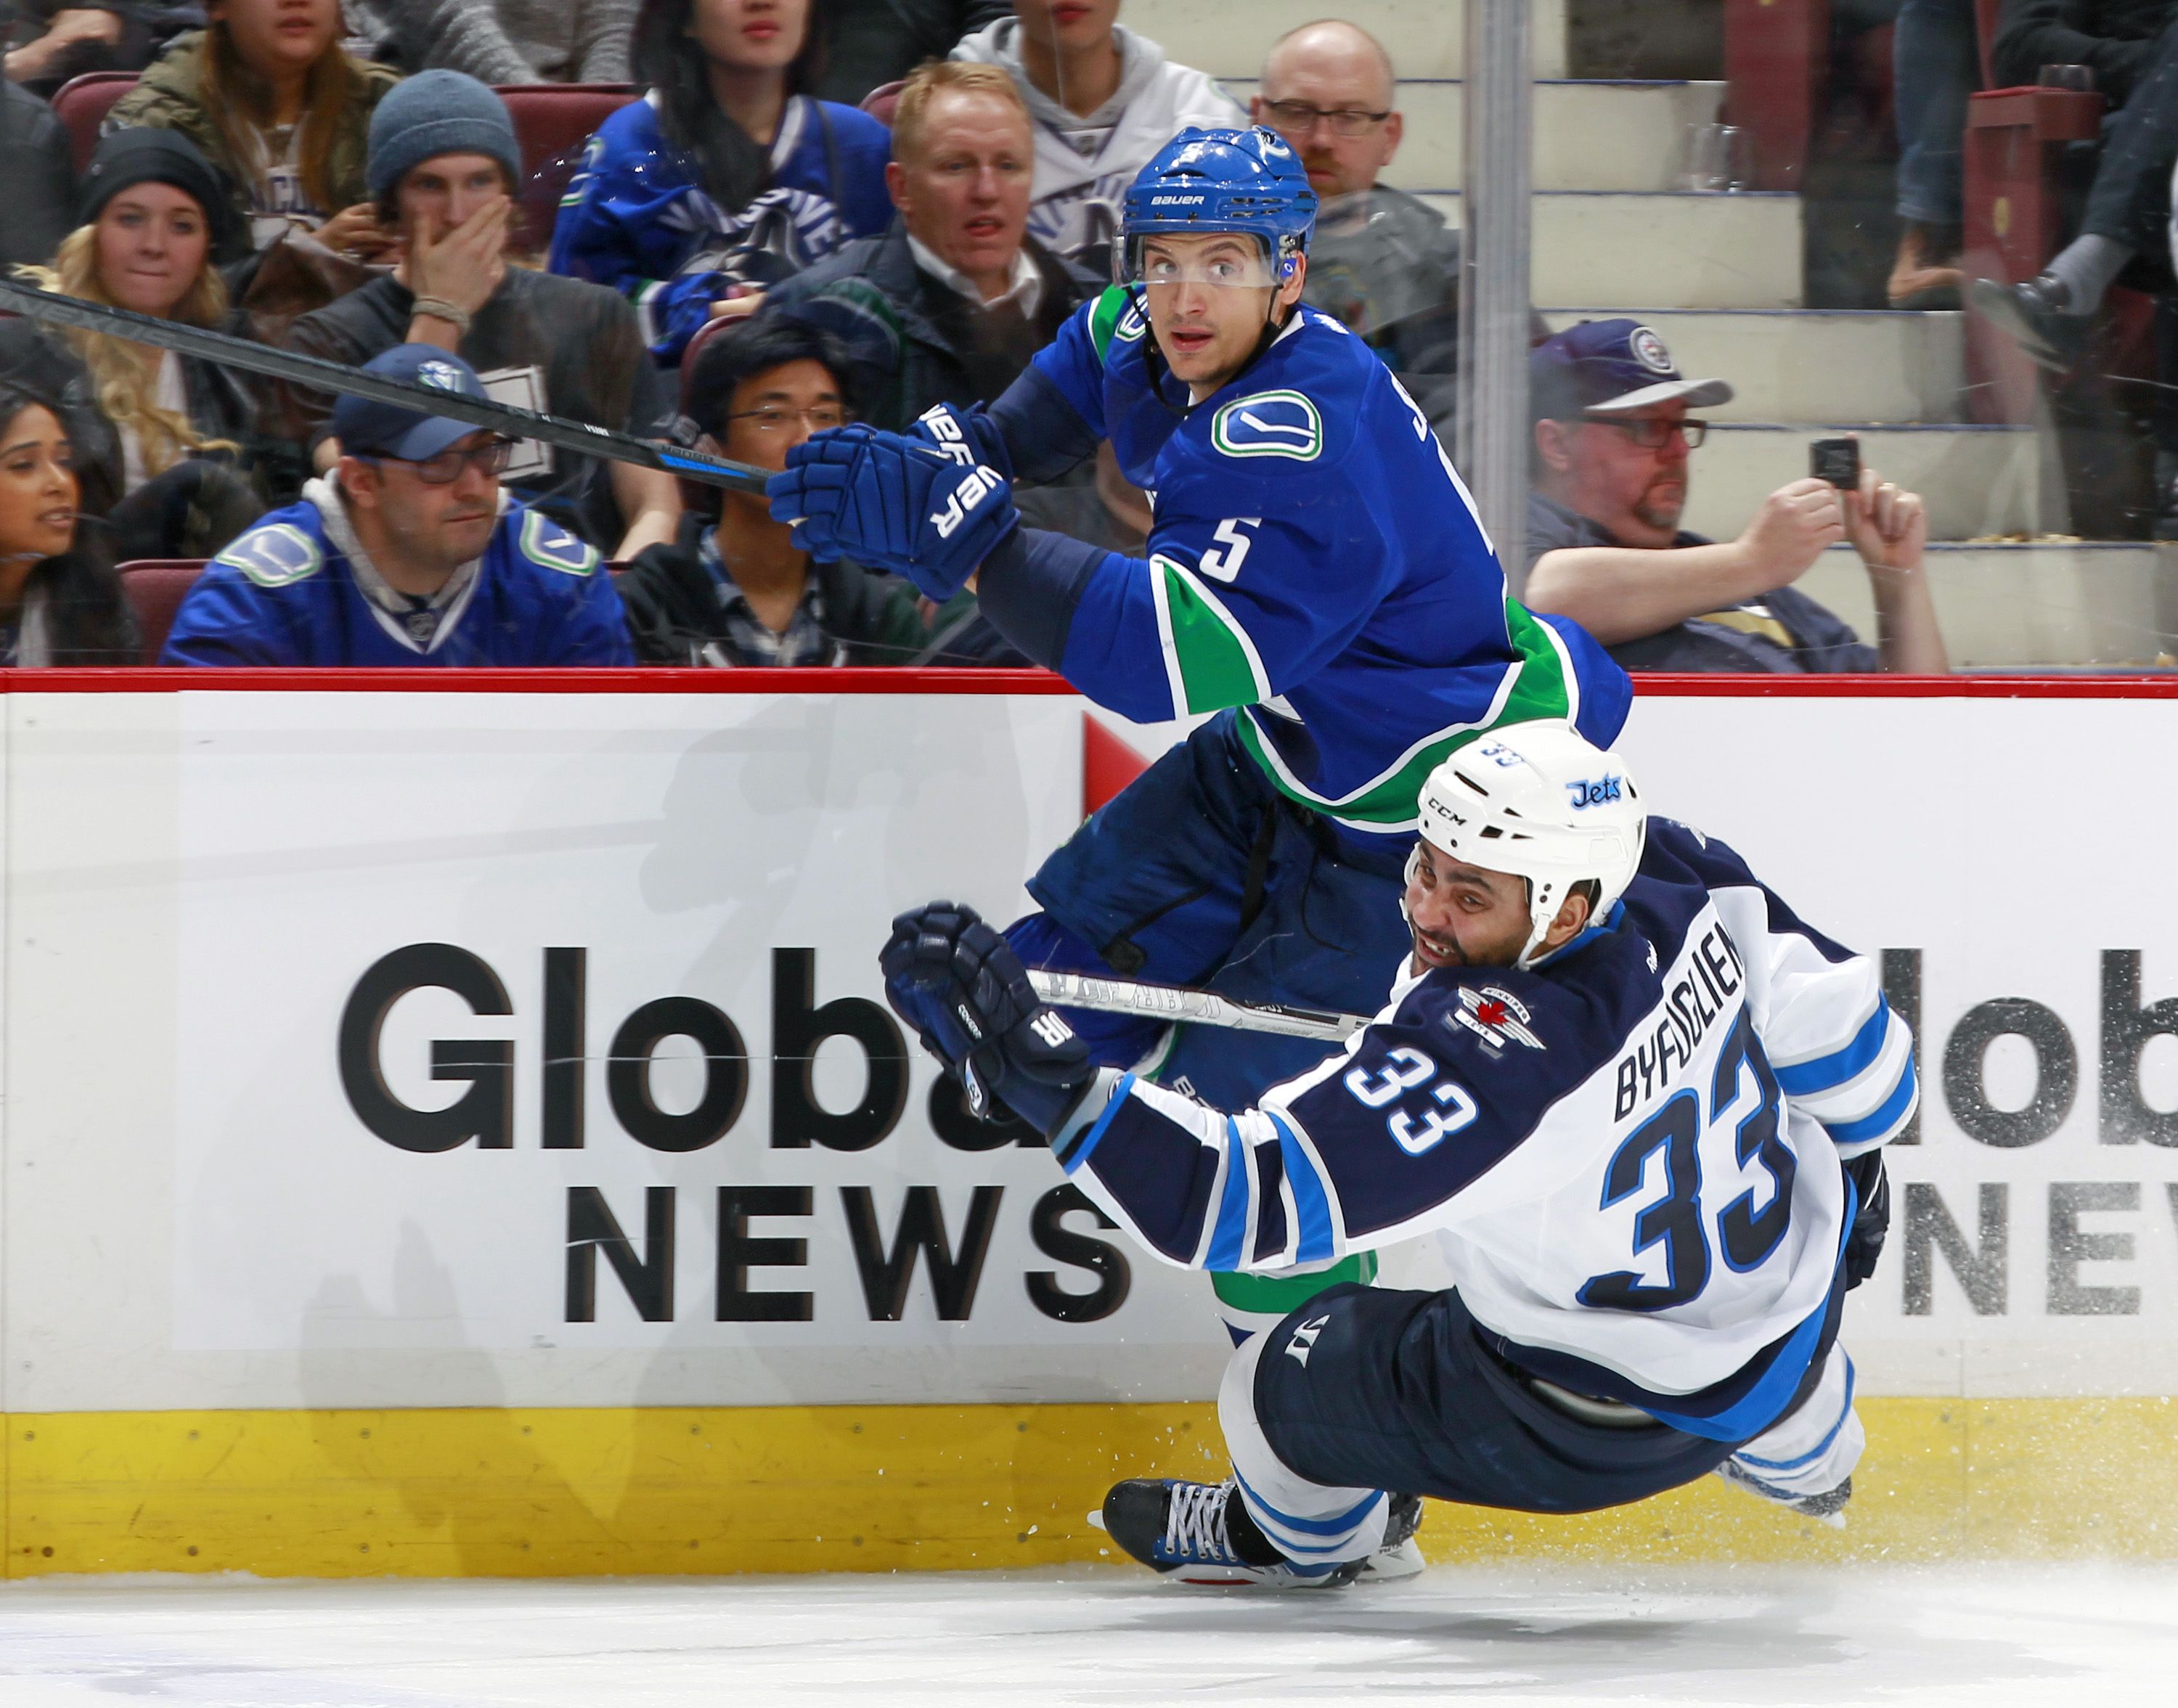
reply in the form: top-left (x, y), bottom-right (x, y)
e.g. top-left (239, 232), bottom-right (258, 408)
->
top-left (1220, 80), bottom-right (1724, 193)
top-left (1538, 310), bottom-right (1969, 425)
top-left (1798, 544), bottom-right (2170, 668)
top-left (1684, 424), bottom-right (2046, 541)
top-left (1130, 0), bottom-right (1570, 80)
top-left (1421, 192), bottom-right (1803, 310)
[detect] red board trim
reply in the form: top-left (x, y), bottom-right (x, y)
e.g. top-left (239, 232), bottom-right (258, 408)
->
top-left (1, 669), bottom-right (2175, 699)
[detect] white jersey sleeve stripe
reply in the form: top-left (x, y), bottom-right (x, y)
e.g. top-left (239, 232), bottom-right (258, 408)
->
top-left (1821, 1053), bottom-right (1919, 1154)
top-left (1772, 994), bottom-right (1889, 1094)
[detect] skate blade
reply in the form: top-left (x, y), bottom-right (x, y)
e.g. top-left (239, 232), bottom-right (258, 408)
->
top-left (1358, 1537), bottom-right (1427, 1582)
top-left (1086, 1509), bottom-right (1106, 1532)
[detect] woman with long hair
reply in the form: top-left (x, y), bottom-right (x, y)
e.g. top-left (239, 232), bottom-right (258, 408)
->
top-left (18, 129), bottom-right (275, 555)
top-left (548, 0), bottom-right (893, 365)
top-left (0, 379), bottom-right (139, 665)
top-left (106, 0), bottom-right (401, 256)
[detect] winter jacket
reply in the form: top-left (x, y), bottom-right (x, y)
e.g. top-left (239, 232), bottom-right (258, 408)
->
top-left (763, 219), bottom-right (1099, 430)
top-left (950, 17), bottom-right (1245, 266)
top-left (0, 79), bottom-right (73, 269)
top-left (105, 30), bottom-right (401, 246)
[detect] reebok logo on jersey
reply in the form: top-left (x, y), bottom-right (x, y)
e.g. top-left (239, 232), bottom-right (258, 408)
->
top-left (929, 467), bottom-right (1004, 538)
top-left (1451, 986), bottom-right (1545, 1055)
top-left (1285, 1314), bottom-right (1330, 1368)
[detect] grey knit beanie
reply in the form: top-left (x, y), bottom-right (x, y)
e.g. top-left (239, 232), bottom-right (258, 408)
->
top-left (366, 70), bottom-right (522, 200)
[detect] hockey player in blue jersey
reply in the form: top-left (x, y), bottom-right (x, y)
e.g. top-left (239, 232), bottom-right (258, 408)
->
top-left (880, 722), bottom-right (1906, 1587)
top-left (164, 346), bottom-right (635, 669)
top-left (770, 126), bottom-right (1633, 1334)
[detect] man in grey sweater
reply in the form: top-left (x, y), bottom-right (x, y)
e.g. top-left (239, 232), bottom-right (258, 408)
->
top-left (346, 0), bottom-right (640, 85)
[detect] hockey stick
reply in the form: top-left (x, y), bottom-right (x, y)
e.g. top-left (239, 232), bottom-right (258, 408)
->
top-left (1027, 968), bottom-right (1367, 1044)
top-left (0, 276), bottom-right (772, 496)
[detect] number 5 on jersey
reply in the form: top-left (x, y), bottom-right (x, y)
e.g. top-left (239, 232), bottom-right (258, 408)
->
top-left (1199, 517), bottom-right (1262, 583)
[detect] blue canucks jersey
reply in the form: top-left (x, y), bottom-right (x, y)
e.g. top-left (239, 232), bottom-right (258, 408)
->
top-left (547, 93), bottom-right (893, 365)
top-left (1052, 820), bottom-right (1917, 1439)
top-left (1002, 287), bottom-right (1631, 836)
top-left (163, 487), bottom-right (636, 667)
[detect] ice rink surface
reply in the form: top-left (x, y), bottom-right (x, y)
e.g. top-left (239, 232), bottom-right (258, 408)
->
top-left (3, 1562), bottom-right (2177, 1707)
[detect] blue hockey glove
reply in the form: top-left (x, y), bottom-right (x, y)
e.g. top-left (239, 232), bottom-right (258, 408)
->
top-left (1841, 1150), bottom-right (1890, 1288)
top-left (767, 426), bottom-right (1016, 600)
top-left (880, 901), bottom-right (1095, 1139)
top-left (907, 400), bottom-right (1013, 475)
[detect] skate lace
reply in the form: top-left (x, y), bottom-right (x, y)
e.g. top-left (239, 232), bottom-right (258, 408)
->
top-left (1162, 1480), bottom-right (1236, 1563)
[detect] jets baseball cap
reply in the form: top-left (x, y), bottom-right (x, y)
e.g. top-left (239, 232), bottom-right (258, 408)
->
top-left (333, 345), bottom-right (492, 462)
top-left (1529, 319), bottom-right (1734, 420)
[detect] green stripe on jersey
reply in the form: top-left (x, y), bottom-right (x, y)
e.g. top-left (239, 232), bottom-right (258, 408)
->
top-left (1210, 1253), bottom-right (1379, 1315)
top-left (1157, 557), bottom-right (1270, 714)
top-left (1233, 597), bottom-right (1578, 830)
top-left (1087, 285), bottom-right (1132, 362)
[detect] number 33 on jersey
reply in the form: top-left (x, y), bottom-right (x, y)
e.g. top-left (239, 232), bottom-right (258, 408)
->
top-left (1052, 818), bottom-right (1917, 1433)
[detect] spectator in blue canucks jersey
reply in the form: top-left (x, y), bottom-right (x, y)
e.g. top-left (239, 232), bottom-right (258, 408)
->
top-left (163, 346), bottom-right (634, 666)
top-left (547, 0), bottom-right (894, 367)
top-left (1522, 320), bottom-right (1949, 675)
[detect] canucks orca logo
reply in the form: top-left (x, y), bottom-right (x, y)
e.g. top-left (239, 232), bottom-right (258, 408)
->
top-left (1114, 300), bottom-right (1148, 342)
top-left (1566, 774), bottom-right (1624, 809)
top-left (417, 359), bottom-right (467, 393)
top-left (520, 510), bottom-right (600, 576)
top-left (1210, 390), bottom-right (1323, 461)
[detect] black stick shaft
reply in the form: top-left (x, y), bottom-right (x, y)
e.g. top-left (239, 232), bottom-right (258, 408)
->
top-left (0, 276), bottom-right (772, 496)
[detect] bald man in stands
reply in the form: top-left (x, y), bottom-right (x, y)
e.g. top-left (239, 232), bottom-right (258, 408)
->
top-left (1252, 20), bottom-right (1458, 430)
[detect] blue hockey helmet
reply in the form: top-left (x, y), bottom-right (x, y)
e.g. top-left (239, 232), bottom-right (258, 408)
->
top-left (1118, 126), bottom-right (1317, 287)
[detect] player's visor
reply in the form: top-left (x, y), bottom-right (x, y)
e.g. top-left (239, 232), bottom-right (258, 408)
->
top-left (1120, 239), bottom-right (1279, 289)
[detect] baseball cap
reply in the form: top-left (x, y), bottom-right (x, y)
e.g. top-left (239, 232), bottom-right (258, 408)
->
top-left (1530, 319), bottom-right (1734, 420)
top-left (333, 345), bottom-right (492, 462)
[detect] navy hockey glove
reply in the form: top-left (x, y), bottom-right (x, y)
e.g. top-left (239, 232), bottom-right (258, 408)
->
top-left (879, 901), bottom-right (1095, 1139)
top-left (1841, 1150), bottom-right (1890, 1288)
top-left (907, 400), bottom-right (1013, 475)
top-left (767, 426), bottom-right (1017, 599)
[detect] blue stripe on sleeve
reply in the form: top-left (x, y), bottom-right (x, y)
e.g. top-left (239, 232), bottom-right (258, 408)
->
top-left (1736, 1356), bottom-right (1857, 1472)
top-left (1822, 1054), bottom-right (1917, 1148)
top-left (1270, 1114), bottom-right (1336, 1264)
top-left (1203, 1118), bottom-right (1252, 1272)
top-left (1774, 999), bottom-right (1890, 1098)
top-left (1061, 1072), bottom-right (1136, 1174)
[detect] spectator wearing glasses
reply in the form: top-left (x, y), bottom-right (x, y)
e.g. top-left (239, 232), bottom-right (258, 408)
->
top-left (282, 73), bottom-right (681, 560)
top-left (164, 345), bottom-right (635, 666)
top-left (951, 0), bottom-right (1244, 271)
top-left (621, 319), bottom-right (991, 665)
top-left (1251, 20), bottom-right (1459, 433)
top-left (1522, 320), bottom-right (1949, 674)
top-left (763, 61), bottom-right (1098, 430)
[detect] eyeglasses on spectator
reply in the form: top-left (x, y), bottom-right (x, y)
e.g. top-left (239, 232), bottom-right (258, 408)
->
top-left (363, 437), bottom-right (518, 485)
top-left (724, 405), bottom-right (851, 435)
top-left (1260, 99), bottom-right (1393, 137)
top-left (1599, 418), bottom-right (1709, 450)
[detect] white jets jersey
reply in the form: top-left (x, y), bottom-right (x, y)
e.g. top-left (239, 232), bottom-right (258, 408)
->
top-left (1053, 820), bottom-right (1916, 1440)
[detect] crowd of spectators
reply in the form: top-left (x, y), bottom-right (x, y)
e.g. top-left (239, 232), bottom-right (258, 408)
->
top-left (0, 0), bottom-right (1941, 677)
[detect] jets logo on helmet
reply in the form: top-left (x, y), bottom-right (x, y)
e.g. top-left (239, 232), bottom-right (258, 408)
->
top-left (1414, 723), bottom-right (1647, 970)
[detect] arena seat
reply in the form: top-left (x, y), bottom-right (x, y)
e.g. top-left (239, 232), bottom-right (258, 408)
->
top-left (497, 83), bottom-right (640, 253)
top-left (51, 71), bottom-right (138, 173)
top-left (118, 559), bottom-right (206, 664)
top-left (860, 79), bottom-right (905, 125)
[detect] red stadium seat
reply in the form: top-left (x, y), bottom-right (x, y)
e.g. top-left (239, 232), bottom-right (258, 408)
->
top-left (51, 71), bottom-right (138, 173)
top-left (1720, 0), bottom-right (1830, 192)
top-left (497, 83), bottom-right (640, 253)
top-left (860, 79), bottom-right (905, 125)
top-left (119, 559), bottom-right (206, 664)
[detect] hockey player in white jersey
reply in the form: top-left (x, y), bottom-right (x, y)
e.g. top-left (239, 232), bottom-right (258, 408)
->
top-left (880, 722), bottom-right (1906, 1585)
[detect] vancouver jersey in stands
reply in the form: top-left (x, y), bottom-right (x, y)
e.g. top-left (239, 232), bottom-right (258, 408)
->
top-left (1000, 287), bottom-right (1630, 835)
top-left (162, 489), bottom-right (635, 667)
top-left (1056, 819), bottom-right (1917, 1437)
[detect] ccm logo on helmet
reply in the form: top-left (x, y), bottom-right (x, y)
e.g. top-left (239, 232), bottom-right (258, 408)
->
top-left (1567, 775), bottom-right (1625, 809)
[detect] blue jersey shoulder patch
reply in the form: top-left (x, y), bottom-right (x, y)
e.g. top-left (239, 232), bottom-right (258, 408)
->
top-left (215, 523), bottom-right (324, 589)
top-left (518, 510), bottom-right (600, 576)
top-left (1210, 389), bottom-right (1324, 462)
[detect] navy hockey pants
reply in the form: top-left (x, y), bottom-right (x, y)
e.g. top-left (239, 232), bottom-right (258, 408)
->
top-left (1008, 709), bottom-right (1413, 1113)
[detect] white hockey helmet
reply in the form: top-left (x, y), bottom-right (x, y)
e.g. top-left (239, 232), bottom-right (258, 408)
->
top-left (1413, 722), bottom-right (1647, 968)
